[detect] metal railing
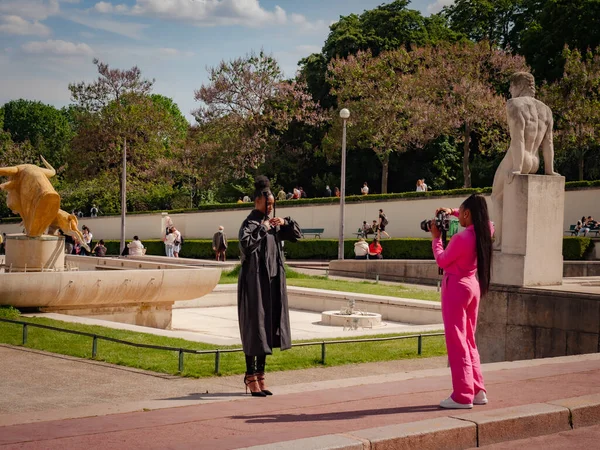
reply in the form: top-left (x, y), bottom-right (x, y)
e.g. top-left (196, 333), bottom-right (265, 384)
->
top-left (0, 317), bottom-right (444, 375)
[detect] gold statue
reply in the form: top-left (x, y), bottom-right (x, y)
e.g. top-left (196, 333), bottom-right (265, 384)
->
top-left (48, 209), bottom-right (90, 252)
top-left (0, 157), bottom-right (60, 237)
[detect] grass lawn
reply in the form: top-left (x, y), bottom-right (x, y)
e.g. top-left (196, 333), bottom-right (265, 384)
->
top-left (0, 308), bottom-right (445, 378)
top-left (220, 266), bottom-right (441, 302)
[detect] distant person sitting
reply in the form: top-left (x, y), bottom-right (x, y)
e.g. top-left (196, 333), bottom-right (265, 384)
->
top-left (324, 185), bottom-right (332, 197)
top-left (354, 238), bottom-right (369, 260)
top-left (578, 216), bottom-right (590, 236)
top-left (587, 216), bottom-right (598, 230)
top-left (127, 236), bottom-right (145, 256)
top-left (90, 204), bottom-right (99, 218)
top-left (361, 221), bottom-right (372, 237)
top-left (416, 179), bottom-right (425, 192)
top-left (237, 197), bottom-right (244, 204)
top-left (243, 194), bottom-right (251, 203)
top-left (92, 239), bottom-right (107, 257)
top-left (361, 182), bottom-right (369, 195)
top-left (334, 187), bottom-right (340, 197)
top-left (368, 238), bottom-right (383, 259)
top-left (277, 188), bottom-right (287, 202)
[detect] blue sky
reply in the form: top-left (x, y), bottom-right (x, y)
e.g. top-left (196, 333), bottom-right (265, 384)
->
top-left (0, 0), bottom-right (453, 122)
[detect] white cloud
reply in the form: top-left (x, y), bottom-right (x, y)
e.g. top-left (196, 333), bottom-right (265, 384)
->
top-left (290, 13), bottom-right (328, 33)
top-left (63, 13), bottom-right (149, 40)
top-left (22, 39), bottom-right (93, 57)
top-left (0, 15), bottom-right (52, 37)
top-left (157, 47), bottom-right (195, 57)
top-left (427, 0), bottom-right (455, 14)
top-left (94, 1), bottom-right (114, 13)
top-left (0, 0), bottom-right (60, 22)
top-left (95, 0), bottom-right (289, 28)
top-left (295, 45), bottom-right (321, 55)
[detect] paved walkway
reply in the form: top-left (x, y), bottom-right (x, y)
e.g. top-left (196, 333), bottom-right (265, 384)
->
top-left (1, 344), bottom-right (600, 449)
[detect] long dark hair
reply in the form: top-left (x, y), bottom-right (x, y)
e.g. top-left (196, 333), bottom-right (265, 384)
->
top-left (461, 194), bottom-right (493, 296)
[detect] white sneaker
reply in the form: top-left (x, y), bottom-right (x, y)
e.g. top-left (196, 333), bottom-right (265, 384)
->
top-left (439, 397), bottom-right (473, 409)
top-left (474, 390), bottom-right (488, 405)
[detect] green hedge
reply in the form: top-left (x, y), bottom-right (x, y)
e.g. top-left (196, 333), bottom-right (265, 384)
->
top-left (103, 236), bottom-right (594, 261)
top-left (562, 237), bottom-right (595, 260)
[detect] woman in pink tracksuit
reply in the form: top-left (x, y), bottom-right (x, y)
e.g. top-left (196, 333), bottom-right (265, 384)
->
top-left (430, 194), bottom-right (493, 409)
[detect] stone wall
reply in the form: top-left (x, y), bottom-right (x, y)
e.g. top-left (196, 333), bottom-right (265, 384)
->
top-left (477, 286), bottom-right (600, 363)
top-left (1, 187), bottom-right (597, 240)
top-left (329, 259), bottom-right (600, 285)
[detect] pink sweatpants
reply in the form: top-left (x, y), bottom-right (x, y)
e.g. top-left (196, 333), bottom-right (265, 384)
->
top-left (441, 274), bottom-right (485, 404)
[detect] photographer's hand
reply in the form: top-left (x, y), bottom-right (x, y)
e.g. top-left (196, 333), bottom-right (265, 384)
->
top-left (435, 207), bottom-right (453, 215)
top-left (430, 221), bottom-right (441, 239)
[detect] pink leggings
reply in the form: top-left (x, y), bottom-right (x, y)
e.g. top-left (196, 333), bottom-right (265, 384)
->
top-left (442, 274), bottom-right (485, 404)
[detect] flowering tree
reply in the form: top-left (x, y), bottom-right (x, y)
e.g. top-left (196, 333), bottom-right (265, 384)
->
top-left (413, 42), bottom-right (528, 187)
top-left (194, 51), bottom-right (323, 179)
top-left (327, 49), bottom-right (440, 193)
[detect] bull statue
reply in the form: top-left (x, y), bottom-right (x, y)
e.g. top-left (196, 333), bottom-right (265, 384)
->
top-left (47, 209), bottom-right (91, 252)
top-left (0, 157), bottom-right (60, 237)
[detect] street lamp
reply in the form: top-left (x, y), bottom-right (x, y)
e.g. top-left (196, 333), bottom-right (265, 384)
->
top-left (338, 108), bottom-right (350, 260)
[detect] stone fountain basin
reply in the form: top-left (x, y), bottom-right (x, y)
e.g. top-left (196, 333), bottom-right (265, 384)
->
top-left (0, 268), bottom-right (221, 329)
top-left (321, 311), bottom-right (382, 328)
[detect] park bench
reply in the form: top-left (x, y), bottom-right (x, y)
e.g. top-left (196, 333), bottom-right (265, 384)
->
top-left (566, 224), bottom-right (600, 237)
top-left (301, 228), bottom-right (324, 238)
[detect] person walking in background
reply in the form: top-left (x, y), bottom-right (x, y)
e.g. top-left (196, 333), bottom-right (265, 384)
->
top-left (354, 238), bottom-right (369, 259)
top-left (431, 194), bottom-right (493, 409)
top-left (164, 228), bottom-right (176, 257)
top-left (324, 185), bottom-right (332, 197)
top-left (90, 204), bottom-right (99, 218)
top-left (212, 226), bottom-right (228, 261)
top-left (378, 209), bottom-right (391, 238)
top-left (361, 182), bottom-right (369, 195)
top-left (128, 236), bottom-right (145, 256)
top-left (368, 238), bottom-right (383, 259)
top-left (238, 176), bottom-right (302, 397)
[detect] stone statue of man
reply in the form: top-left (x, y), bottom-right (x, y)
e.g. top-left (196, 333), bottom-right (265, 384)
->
top-left (491, 72), bottom-right (559, 249)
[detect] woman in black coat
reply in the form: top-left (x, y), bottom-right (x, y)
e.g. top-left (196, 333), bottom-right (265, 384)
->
top-left (238, 176), bottom-right (302, 397)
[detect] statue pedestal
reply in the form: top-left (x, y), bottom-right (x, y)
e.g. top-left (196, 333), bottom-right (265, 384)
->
top-left (5, 234), bottom-right (65, 272)
top-left (492, 174), bottom-right (565, 286)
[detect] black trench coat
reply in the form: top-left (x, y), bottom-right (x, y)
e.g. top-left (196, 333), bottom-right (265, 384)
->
top-left (237, 209), bottom-right (302, 356)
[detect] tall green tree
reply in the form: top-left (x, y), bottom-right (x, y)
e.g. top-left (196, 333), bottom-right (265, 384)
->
top-left (1, 99), bottom-right (74, 170)
top-left (520, 0), bottom-right (600, 82)
top-left (540, 46), bottom-right (600, 180)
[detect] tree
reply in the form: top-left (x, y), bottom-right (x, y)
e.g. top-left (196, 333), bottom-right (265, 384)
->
top-left (442, 0), bottom-right (526, 50)
top-left (69, 60), bottom-right (169, 251)
top-left (1, 99), bottom-right (74, 170)
top-left (327, 49), bottom-right (440, 193)
top-left (520, 0), bottom-right (600, 82)
top-left (540, 46), bottom-right (600, 180)
top-left (300, 0), bottom-right (460, 106)
top-left (194, 51), bottom-right (323, 180)
top-left (413, 42), bottom-right (529, 187)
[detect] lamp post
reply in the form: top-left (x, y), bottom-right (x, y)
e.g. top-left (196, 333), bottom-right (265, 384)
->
top-left (338, 108), bottom-right (350, 260)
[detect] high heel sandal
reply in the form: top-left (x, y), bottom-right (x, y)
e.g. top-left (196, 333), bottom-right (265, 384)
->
top-left (244, 374), bottom-right (267, 397)
top-left (256, 372), bottom-right (273, 395)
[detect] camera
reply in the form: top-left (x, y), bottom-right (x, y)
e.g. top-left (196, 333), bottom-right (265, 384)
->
top-left (420, 211), bottom-right (450, 233)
